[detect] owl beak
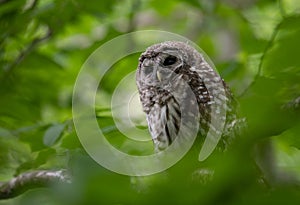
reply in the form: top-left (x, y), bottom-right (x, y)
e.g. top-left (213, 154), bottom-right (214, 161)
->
top-left (156, 70), bottom-right (162, 82)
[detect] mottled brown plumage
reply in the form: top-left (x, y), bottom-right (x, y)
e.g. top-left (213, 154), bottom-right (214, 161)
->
top-left (136, 41), bottom-right (239, 153)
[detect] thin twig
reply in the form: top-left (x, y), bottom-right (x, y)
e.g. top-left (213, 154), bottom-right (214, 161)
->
top-left (2, 28), bottom-right (52, 77)
top-left (255, 23), bottom-right (282, 79)
top-left (239, 18), bottom-right (283, 97)
top-left (278, 0), bottom-right (287, 18)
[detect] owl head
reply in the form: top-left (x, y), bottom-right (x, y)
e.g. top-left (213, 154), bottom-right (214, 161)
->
top-left (136, 41), bottom-right (204, 89)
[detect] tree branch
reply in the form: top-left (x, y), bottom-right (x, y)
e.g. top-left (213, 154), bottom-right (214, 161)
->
top-left (3, 28), bottom-right (52, 77)
top-left (0, 170), bottom-right (71, 200)
top-left (283, 96), bottom-right (300, 110)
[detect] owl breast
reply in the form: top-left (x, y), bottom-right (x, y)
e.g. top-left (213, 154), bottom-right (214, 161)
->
top-left (138, 69), bottom-right (211, 151)
top-left (146, 93), bottom-right (181, 151)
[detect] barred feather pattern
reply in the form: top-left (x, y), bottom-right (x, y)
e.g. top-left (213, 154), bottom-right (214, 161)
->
top-left (136, 41), bottom-right (241, 152)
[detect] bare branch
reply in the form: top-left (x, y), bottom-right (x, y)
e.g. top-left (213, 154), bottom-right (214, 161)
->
top-left (0, 170), bottom-right (71, 200)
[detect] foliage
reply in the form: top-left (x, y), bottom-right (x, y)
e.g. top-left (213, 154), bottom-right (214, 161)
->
top-left (0, 0), bottom-right (300, 204)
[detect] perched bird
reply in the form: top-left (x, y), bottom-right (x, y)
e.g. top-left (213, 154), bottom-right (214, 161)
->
top-left (136, 41), bottom-right (241, 155)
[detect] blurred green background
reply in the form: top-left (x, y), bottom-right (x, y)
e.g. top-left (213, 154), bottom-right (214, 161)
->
top-left (1, 0), bottom-right (300, 204)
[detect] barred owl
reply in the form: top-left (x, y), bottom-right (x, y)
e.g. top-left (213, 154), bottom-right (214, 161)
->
top-left (136, 41), bottom-right (238, 153)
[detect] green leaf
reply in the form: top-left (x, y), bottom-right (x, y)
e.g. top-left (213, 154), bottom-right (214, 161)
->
top-left (15, 148), bottom-right (57, 175)
top-left (240, 77), bottom-right (298, 138)
top-left (276, 122), bottom-right (300, 149)
top-left (43, 123), bottom-right (66, 147)
top-left (34, 148), bottom-right (57, 167)
top-left (149, 0), bottom-right (177, 16)
top-left (243, 3), bottom-right (282, 40)
top-left (61, 131), bottom-right (82, 149)
top-left (263, 16), bottom-right (300, 78)
top-left (0, 127), bottom-right (14, 138)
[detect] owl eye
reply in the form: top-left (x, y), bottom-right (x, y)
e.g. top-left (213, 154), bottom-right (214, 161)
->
top-left (163, 55), bottom-right (177, 66)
